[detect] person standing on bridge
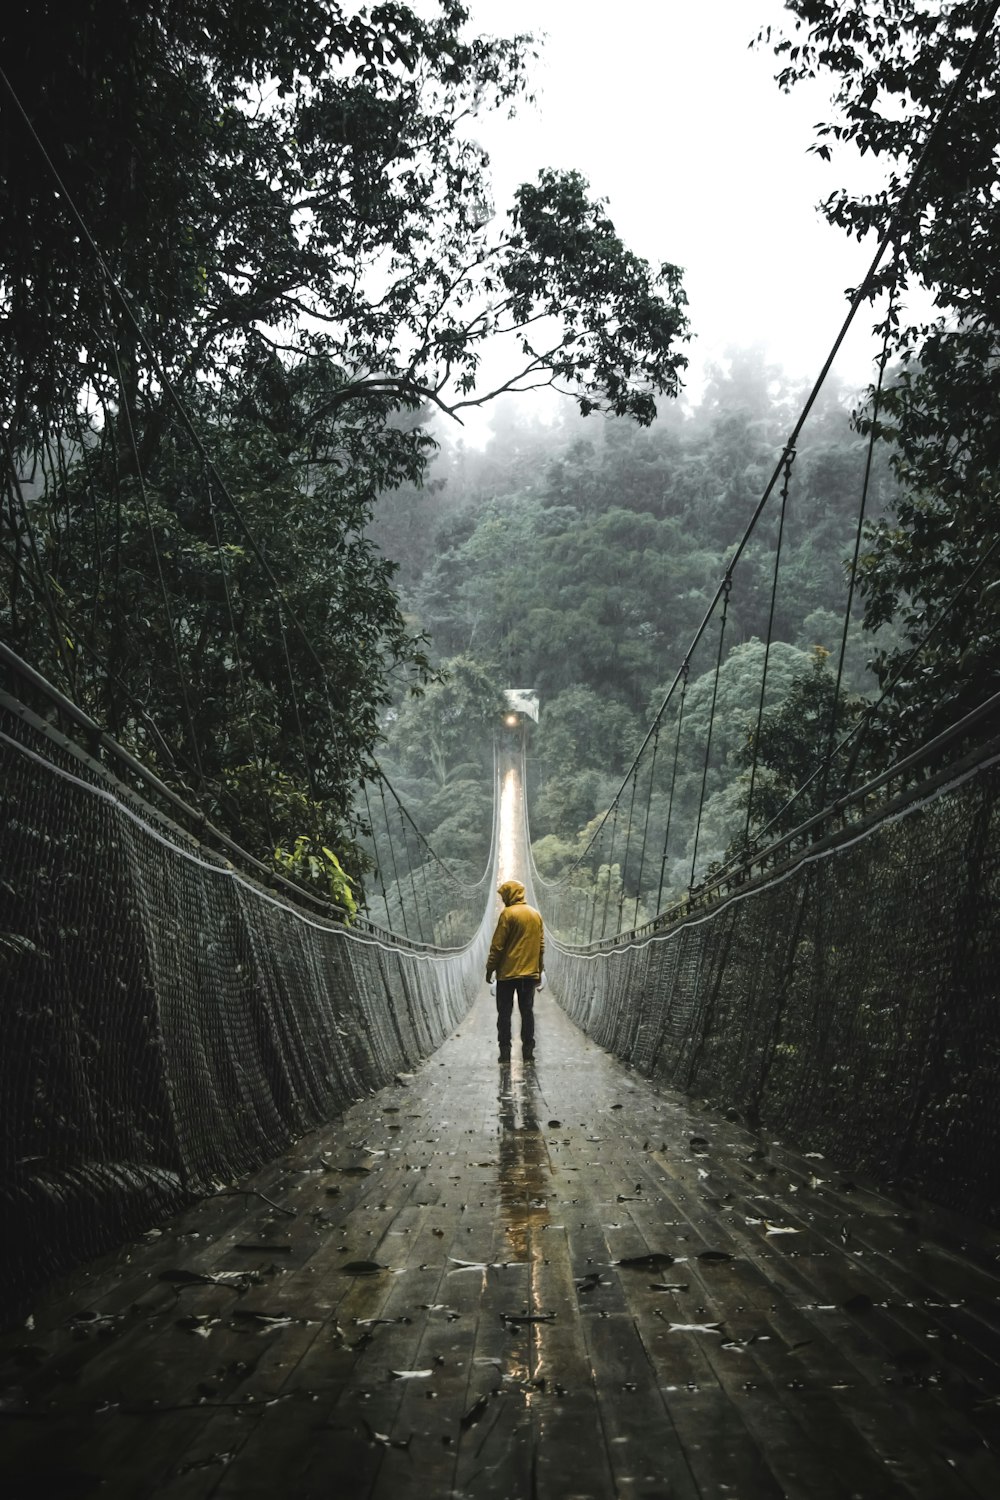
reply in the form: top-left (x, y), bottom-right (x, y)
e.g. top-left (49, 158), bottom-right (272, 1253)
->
top-left (486, 879), bottom-right (544, 1063)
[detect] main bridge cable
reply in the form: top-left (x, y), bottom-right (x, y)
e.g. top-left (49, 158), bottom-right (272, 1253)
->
top-left (534, 0), bottom-right (1000, 905)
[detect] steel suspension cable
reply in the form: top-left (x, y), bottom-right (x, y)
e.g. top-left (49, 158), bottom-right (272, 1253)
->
top-left (617, 764), bottom-right (641, 933)
top-left (690, 578), bottom-right (732, 890)
top-left (376, 776), bottom-right (410, 941)
top-left (397, 798), bottom-right (425, 941)
top-left (599, 798), bottom-right (621, 940)
top-left (823, 278), bottom-right (898, 799)
top-left (656, 663), bottom-right (689, 915)
top-left (744, 448), bottom-right (795, 846)
top-left (360, 780), bottom-right (393, 928)
top-left (632, 721), bottom-right (661, 929)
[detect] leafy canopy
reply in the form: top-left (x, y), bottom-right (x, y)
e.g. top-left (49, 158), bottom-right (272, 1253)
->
top-left (2, 0), bottom-right (689, 448)
top-left (763, 1), bottom-right (1000, 753)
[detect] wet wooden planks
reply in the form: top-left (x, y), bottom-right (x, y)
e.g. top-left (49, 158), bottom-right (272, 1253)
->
top-left (2, 991), bottom-right (1000, 1499)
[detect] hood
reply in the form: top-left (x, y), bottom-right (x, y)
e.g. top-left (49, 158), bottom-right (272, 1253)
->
top-left (498, 879), bottom-right (526, 906)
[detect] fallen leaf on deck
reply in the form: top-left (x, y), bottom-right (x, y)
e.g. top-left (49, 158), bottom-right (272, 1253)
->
top-left (697, 1250), bottom-right (733, 1263)
top-left (617, 1252), bottom-right (675, 1270)
top-left (460, 1393), bottom-right (490, 1429)
top-left (160, 1268), bottom-right (256, 1289)
top-left (361, 1417), bottom-right (412, 1449)
top-left (389, 1368), bottom-right (433, 1380)
top-left (231, 1310), bottom-right (298, 1327)
top-left (341, 1260), bottom-right (388, 1276)
top-left (175, 1315), bottom-right (220, 1338)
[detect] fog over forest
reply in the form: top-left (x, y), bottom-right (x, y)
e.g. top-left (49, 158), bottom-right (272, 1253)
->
top-left (368, 349), bottom-right (898, 914)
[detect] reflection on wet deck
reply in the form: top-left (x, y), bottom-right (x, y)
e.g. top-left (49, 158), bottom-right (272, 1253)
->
top-left (3, 990), bottom-right (1000, 1499)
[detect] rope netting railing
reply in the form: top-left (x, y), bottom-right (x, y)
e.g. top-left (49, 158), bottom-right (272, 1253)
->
top-left (546, 733), bottom-right (1000, 1225)
top-left (0, 688), bottom-right (499, 1324)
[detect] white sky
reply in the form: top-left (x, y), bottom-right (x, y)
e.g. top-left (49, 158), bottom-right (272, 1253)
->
top-left (462, 0), bottom-right (903, 427)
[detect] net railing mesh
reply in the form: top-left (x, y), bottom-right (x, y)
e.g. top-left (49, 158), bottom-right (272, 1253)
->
top-left (0, 702), bottom-right (494, 1323)
top-left (542, 744), bottom-right (1000, 1227)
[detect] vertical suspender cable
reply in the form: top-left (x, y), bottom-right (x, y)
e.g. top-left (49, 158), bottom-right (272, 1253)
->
top-left (377, 777), bottom-right (410, 940)
top-left (632, 721), bottom-right (661, 929)
top-left (361, 780), bottom-right (392, 928)
top-left (617, 764), bottom-right (640, 932)
top-left (600, 798), bottom-right (621, 939)
top-left (744, 448), bottom-right (795, 846)
top-left (823, 279), bottom-right (897, 801)
top-left (656, 664), bottom-right (688, 916)
top-left (690, 579), bottom-right (732, 891)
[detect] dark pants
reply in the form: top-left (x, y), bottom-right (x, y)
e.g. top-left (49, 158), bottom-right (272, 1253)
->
top-left (496, 977), bottom-right (536, 1051)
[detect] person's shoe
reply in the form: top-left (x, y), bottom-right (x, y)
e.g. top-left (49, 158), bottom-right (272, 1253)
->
top-left (522, 1047), bottom-right (535, 1062)
top-left (498, 1047), bottom-right (511, 1063)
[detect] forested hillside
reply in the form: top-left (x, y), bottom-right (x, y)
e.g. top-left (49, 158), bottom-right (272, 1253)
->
top-left (370, 346), bottom-right (898, 908)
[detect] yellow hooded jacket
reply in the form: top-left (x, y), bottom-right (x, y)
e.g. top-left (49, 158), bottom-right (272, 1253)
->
top-left (486, 880), bottom-right (544, 982)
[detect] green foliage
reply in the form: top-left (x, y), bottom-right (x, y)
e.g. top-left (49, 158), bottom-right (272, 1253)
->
top-left (372, 360), bottom-right (896, 910)
top-left (274, 837), bottom-right (357, 920)
top-left (1, 3), bottom-right (689, 453)
top-left (387, 655), bottom-right (506, 790)
top-left (4, 384), bottom-right (431, 861)
top-left (504, 168), bottom-right (689, 424)
top-left (735, 647), bottom-right (865, 837)
top-left (764, 1), bottom-right (1000, 755)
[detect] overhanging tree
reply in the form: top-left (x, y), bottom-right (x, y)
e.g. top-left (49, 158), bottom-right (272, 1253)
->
top-left (1, 0), bottom-right (690, 880)
top-left (764, 0), bottom-right (1000, 757)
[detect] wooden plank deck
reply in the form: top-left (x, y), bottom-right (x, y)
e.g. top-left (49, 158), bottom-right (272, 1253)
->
top-left (3, 989), bottom-right (1000, 1499)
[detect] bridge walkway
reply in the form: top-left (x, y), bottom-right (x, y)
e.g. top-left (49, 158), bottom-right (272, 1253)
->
top-left (2, 990), bottom-right (1000, 1499)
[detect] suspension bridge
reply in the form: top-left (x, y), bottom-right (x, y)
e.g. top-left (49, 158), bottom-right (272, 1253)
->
top-left (2, 710), bottom-right (1000, 1497)
top-left (5, 10), bottom-right (1000, 1497)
